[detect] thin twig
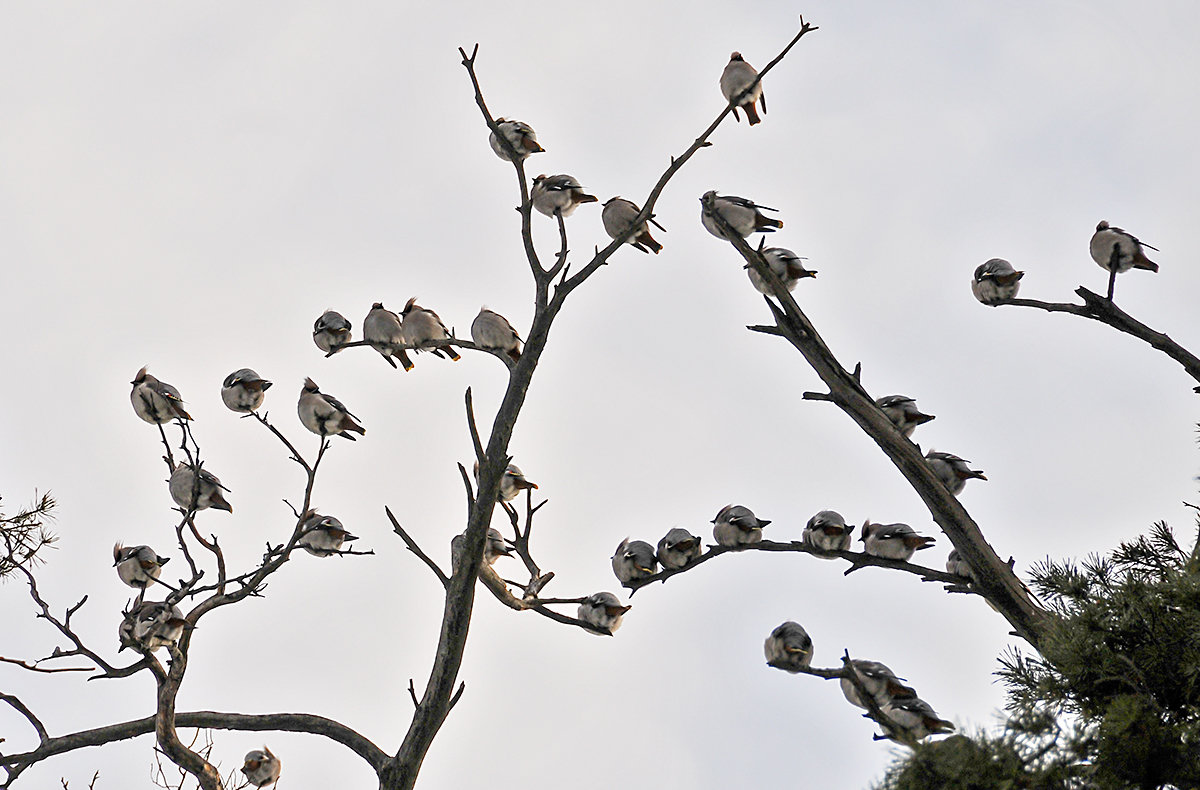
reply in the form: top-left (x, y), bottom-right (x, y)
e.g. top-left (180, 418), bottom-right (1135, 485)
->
top-left (386, 507), bottom-right (449, 588)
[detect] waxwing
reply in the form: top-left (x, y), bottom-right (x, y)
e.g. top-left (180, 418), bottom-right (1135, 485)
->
top-left (712, 504), bottom-right (770, 547)
top-left (473, 460), bottom-right (538, 503)
top-left (601, 197), bottom-right (664, 254)
top-left (531, 174), bottom-right (598, 218)
top-left (400, 298), bottom-right (461, 361)
top-left (489, 118), bottom-right (544, 162)
top-left (313, 310), bottom-right (352, 354)
top-left (611, 538), bottom-right (659, 585)
top-left (577, 591), bottom-right (631, 635)
top-left (168, 462), bottom-right (233, 513)
top-left (298, 378), bottom-right (365, 440)
top-left (700, 190), bottom-right (782, 239)
top-left (839, 659), bottom-right (916, 710)
top-left (970, 258), bottom-right (1025, 305)
top-left (875, 395), bottom-right (935, 439)
top-left (470, 307), bottom-right (522, 363)
top-left (925, 450), bottom-right (986, 495)
top-left (220, 368), bottom-right (272, 413)
top-left (364, 302), bottom-right (414, 371)
top-left (879, 696), bottom-right (956, 742)
top-left (946, 548), bottom-right (974, 580)
top-left (241, 747), bottom-right (282, 787)
top-left (802, 510), bottom-right (853, 556)
top-left (764, 621), bottom-right (813, 673)
top-left (130, 367), bottom-right (191, 424)
top-left (1090, 221), bottom-right (1159, 275)
top-left (720, 51), bottom-right (765, 125)
top-left (296, 510), bottom-right (357, 557)
top-left (113, 543), bottom-right (170, 589)
top-left (656, 528), bottom-right (702, 571)
top-left (125, 601), bottom-right (187, 652)
top-left (860, 520), bottom-right (935, 562)
top-left (747, 247), bottom-right (816, 293)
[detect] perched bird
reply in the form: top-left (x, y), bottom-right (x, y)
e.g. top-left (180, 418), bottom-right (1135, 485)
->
top-left (241, 747), bottom-right (282, 788)
top-left (470, 307), bottom-right (522, 363)
top-left (700, 191), bottom-right (783, 239)
top-left (764, 621), bottom-right (813, 673)
top-left (656, 528), bottom-right (702, 571)
top-left (473, 460), bottom-right (538, 503)
top-left (860, 520), bottom-right (935, 562)
top-left (113, 543), bottom-right (170, 590)
top-left (720, 51), bottom-right (765, 125)
top-left (925, 450), bottom-right (987, 495)
top-left (601, 197), bottom-right (664, 254)
top-left (364, 302), bottom-right (414, 372)
top-left (712, 504), bottom-right (770, 547)
top-left (489, 118), bottom-right (544, 162)
top-left (401, 298), bottom-right (461, 361)
top-left (312, 310), bottom-right (353, 354)
top-left (123, 601), bottom-right (187, 652)
top-left (531, 174), bottom-right (598, 218)
top-left (296, 510), bottom-right (357, 557)
top-left (611, 538), bottom-right (659, 584)
top-left (945, 549), bottom-right (974, 580)
top-left (879, 696), bottom-right (956, 742)
top-left (168, 462), bottom-right (233, 513)
top-left (1089, 220), bottom-right (1159, 299)
top-left (875, 395), bottom-right (935, 439)
top-left (802, 510), bottom-right (854, 556)
top-left (130, 367), bottom-right (191, 424)
top-left (840, 659), bottom-right (916, 710)
top-left (220, 369), bottom-right (272, 413)
top-left (577, 591), bottom-right (631, 635)
top-left (298, 378), bottom-right (366, 440)
top-left (450, 528), bottom-right (513, 572)
top-left (747, 247), bottom-right (816, 293)
top-left (970, 258), bottom-right (1024, 305)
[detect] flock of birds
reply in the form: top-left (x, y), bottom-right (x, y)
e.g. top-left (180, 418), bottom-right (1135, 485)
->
top-left (105, 52), bottom-right (1168, 771)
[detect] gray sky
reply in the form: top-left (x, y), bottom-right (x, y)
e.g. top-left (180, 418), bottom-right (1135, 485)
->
top-left (3, 1), bottom-right (1199, 788)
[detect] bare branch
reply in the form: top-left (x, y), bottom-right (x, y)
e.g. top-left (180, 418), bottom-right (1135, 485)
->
top-left (386, 507), bottom-right (449, 588)
top-left (0, 656), bottom-right (93, 675)
top-left (1, 692), bottom-right (49, 743)
top-left (464, 389), bottom-right (485, 467)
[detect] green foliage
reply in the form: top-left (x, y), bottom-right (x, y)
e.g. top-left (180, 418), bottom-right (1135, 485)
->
top-left (879, 520), bottom-right (1200, 790)
top-left (0, 492), bottom-right (57, 580)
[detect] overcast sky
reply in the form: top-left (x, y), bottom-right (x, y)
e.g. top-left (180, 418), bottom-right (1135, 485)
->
top-left (3, 2), bottom-right (1199, 788)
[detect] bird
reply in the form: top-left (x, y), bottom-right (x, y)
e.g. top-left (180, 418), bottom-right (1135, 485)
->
top-left (298, 378), bottom-right (366, 440)
top-left (1089, 220), bottom-right (1159, 300)
top-left (656, 528), bottom-right (702, 570)
top-left (875, 395), bottom-right (935, 438)
top-left (840, 659), bottom-right (916, 710)
top-left (970, 258), bottom-right (1024, 305)
top-left (400, 298), bottom-right (461, 361)
top-left (168, 462), bottom-right (233, 513)
top-left (473, 460), bottom-right (538, 503)
top-left (860, 520), bottom-right (935, 562)
top-left (764, 621), bottom-right (813, 673)
top-left (364, 302), bottom-right (414, 372)
top-left (945, 549), bottom-right (974, 580)
top-left (130, 367), bottom-right (191, 424)
top-left (577, 591), bottom-right (631, 635)
top-left (241, 747), bottom-right (282, 787)
top-left (878, 696), bottom-right (956, 742)
top-left (312, 310), bottom-right (353, 354)
top-left (220, 369), bottom-right (272, 413)
top-left (700, 191), bottom-right (782, 239)
top-left (489, 118), bottom-right (544, 162)
top-left (531, 174), bottom-right (598, 218)
top-left (611, 538), bottom-right (659, 584)
top-left (802, 510), bottom-right (854, 556)
top-left (601, 197), bottom-right (664, 254)
top-left (747, 247), bottom-right (816, 293)
top-left (113, 544), bottom-right (170, 590)
top-left (450, 528), bottom-right (513, 573)
top-left (925, 450), bottom-right (987, 495)
top-left (470, 307), bottom-right (522, 363)
top-left (712, 504), bottom-right (770, 547)
top-left (126, 601), bottom-right (187, 652)
top-left (296, 510), bottom-right (357, 557)
top-left (720, 51), bottom-right (765, 125)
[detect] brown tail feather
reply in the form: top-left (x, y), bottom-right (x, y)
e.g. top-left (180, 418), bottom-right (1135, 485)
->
top-left (445, 345), bottom-right (462, 361)
top-left (506, 348), bottom-right (521, 363)
top-left (396, 350), bottom-right (414, 372)
top-left (760, 217), bottom-right (783, 230)
top-left (639, 232), bottom-right (663, 254)
top-left (744, 102), bottom-right (761, 125)
top-left (576, 193), bottom-right (599, 204)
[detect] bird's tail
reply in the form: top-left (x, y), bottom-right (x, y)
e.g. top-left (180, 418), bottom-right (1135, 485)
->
top-left (744, 102), bottom-right (761, 125)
